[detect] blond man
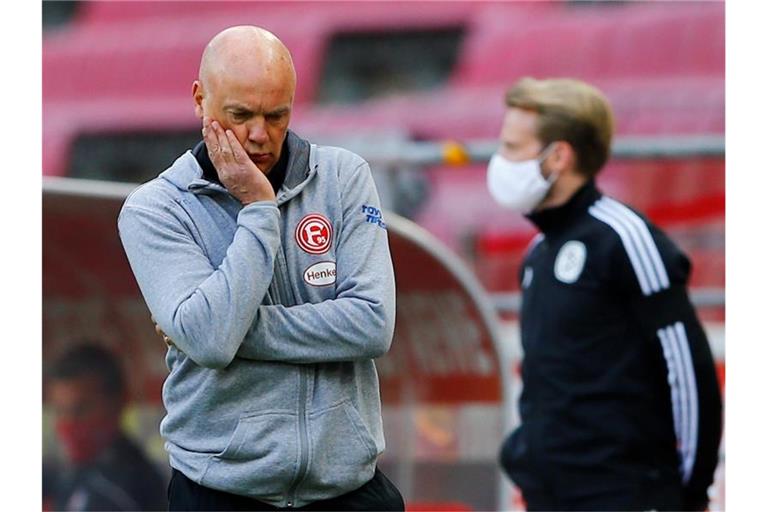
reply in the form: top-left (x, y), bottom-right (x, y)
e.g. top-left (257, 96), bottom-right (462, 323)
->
top-left (489, 78), bottom-right (722, 511)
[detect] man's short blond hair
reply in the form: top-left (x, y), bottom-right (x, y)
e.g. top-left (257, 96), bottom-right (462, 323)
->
top-left (505, 77), bottom-right (614, 177)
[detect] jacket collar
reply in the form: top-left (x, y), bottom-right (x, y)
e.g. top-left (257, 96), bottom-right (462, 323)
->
top-left (525, 179), bottom-right (602, 235)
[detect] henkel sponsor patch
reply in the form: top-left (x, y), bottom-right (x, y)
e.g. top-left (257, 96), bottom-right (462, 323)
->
top-left (303, 261), bottom-right (337, 287)
top-left (296, 214), bottom-right (333, 254)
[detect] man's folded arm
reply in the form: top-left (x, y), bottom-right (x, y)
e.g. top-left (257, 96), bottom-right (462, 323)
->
top-left (118, 197), bottom-right (281, 369)
top-left (237, 161), bottom-right (396, 364)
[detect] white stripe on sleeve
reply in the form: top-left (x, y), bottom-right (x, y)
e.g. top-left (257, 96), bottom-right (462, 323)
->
top-left (657, 327), bottom-right (683, 448)
top-left (673, 321), bottom-right (699, 483)
top-left (658, 325), bottom-right (689, 478)
top-left (589, 197), bottom-right (670, 295)
top-left (658, 322), bottom-right (699, 484)
top-left (592, 199), bottom-right (662, 292)
top-left (599, 197), bottom-right (671, 289)
top-left (589, 203), bottom-right (654, 294)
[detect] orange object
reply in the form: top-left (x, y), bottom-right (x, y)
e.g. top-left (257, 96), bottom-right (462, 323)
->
top-left (442, 141), bottom-right (470, 166)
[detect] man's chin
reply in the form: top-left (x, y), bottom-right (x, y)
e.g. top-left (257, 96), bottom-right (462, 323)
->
top-left (250, 155), bottom-right (273, 173)
top-left (251, 158), bottom-right (273, 174)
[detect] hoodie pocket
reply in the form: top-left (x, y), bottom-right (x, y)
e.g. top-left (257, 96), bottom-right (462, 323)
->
top-left (201, 411), bottom-right (298, 499)
top-left (305, 400), bottom-right (378, 495)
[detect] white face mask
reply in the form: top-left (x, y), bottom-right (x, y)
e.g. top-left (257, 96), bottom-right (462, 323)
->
top-left (486, 144), bottom-right (557, 213)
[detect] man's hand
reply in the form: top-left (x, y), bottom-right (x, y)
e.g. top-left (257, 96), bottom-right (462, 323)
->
top-left (152, 317), bottom-right (175, 348)
top-left (203, 117), bottom-right (276, 205)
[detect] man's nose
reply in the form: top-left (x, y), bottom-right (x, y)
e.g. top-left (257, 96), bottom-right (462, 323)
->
top-left (247, 118), bottom-right (269, 145)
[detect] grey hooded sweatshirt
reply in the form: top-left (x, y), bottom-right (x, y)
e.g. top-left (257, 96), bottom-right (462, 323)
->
top-left (117, 132), bottom-right (396, 508)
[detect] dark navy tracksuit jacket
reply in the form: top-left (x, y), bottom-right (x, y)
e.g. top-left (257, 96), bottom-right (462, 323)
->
top-left (500, 181), bottom-right (722, 511)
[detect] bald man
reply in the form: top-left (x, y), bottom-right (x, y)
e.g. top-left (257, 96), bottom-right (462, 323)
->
top-left (118, 26), bottom-right (403, 511)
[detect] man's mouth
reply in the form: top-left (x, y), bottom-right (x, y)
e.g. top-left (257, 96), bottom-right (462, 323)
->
top-left (250, 153), bottom-right (271, 164)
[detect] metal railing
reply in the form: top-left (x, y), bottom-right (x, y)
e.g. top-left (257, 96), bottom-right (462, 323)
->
top-left (339, 134), bottom-right (724, 167)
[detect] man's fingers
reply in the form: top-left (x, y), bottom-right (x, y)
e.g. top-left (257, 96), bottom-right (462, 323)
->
top-left (226, 130), bottom-right (247, 164)
top-left (212, 121), bottom-right (232, 161)
top-left (202, 117), bottom-right (212, 144)
top-left (205, 119), bottom-right (232, 167)
top-left (204, 117), bottom-right (220, 154)
top-left (153, 322), bottom-right (173, 346)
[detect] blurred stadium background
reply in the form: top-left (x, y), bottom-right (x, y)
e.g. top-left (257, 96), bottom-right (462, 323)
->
top-left (42, 1), bottom-right (724, 510)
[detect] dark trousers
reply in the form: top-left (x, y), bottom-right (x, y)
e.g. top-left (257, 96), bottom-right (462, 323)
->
top-left (168, 467), bottom-right (405, 511)
top-left (522, 483), bottom-right (684, 512)
top-left (501, 430), bottom-right (684, 511)
top-left (516, 469), bottom-right (684, 512)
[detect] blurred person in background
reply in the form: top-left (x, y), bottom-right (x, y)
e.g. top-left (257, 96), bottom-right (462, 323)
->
top-left (43, 343), bottom-right (166, 511)
top-left (118, 26), bottom-right (402, 511)
top-left (490, 78), bottom-right (722, 511)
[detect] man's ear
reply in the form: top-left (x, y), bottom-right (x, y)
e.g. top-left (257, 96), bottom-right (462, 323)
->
top-left (192, 80), bottom-right (204, 119)
top-left (549, 140), bottom-right (578, 175)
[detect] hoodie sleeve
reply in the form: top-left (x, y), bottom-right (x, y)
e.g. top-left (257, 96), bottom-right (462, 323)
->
top-left (117, 188), bottom-right (281, 369)
top-left (236, 161), bottom-right (396, 364)
top-left (607, 208), bottom-right (722, 511)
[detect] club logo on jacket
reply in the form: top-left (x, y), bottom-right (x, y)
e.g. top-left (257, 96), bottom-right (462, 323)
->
top-left (303, 261), bottom-right (337, 287)
top-left (554, 240), bottom-right (587, 284)
top-left (296, 214), bottom-right (333, 254)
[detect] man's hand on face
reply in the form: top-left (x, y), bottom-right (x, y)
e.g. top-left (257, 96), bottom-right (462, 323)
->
top-left (203, 117), bottom-right (277, 205)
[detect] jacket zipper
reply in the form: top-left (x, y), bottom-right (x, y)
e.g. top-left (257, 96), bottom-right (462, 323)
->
top-left (272, 245), bottom-right (312, 508)
top-left (286, 367), bottom-right (310, 507)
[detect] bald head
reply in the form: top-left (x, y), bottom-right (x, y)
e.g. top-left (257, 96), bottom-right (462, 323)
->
top-left (192, 26), bottom-right (297, 174)
top-left (199, 26), bottom-right (296, 93)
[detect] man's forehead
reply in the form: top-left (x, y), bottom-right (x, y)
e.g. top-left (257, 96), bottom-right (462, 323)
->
top-left (220, 89), bottom-right (293, 109)
top-left (209, 70), bottom-right (294, 102)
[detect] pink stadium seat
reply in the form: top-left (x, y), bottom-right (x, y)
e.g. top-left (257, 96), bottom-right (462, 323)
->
top-left (453, 2), bottom-right (723, 87)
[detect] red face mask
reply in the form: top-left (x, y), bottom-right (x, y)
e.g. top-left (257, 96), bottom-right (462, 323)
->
top-left (55, 416), bottom-right (119, 464)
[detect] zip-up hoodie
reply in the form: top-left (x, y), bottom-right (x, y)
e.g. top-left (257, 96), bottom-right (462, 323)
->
top-left (117, 131), bottom-right (396, 508)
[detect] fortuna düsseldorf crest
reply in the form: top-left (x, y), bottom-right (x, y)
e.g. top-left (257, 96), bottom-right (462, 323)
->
top-left (295, 214), bottom-right (333, 255)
